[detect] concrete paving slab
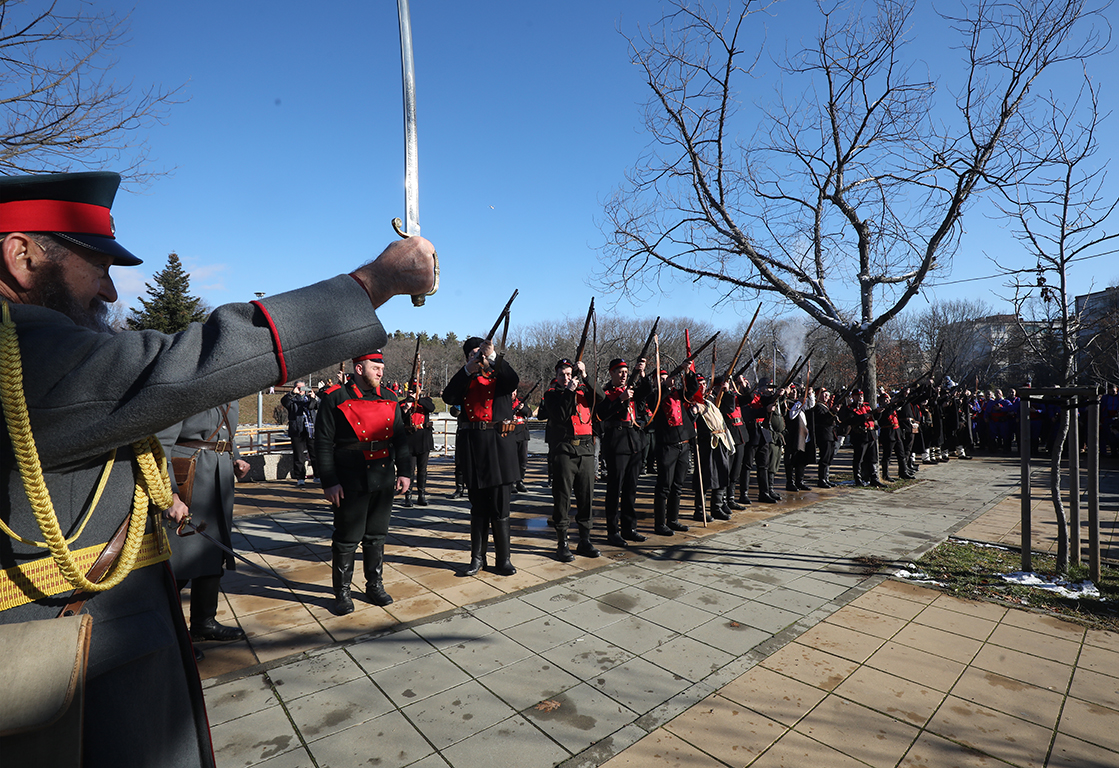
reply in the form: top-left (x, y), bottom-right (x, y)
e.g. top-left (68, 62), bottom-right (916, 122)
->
top-left (520, 682), bottom-right (638, 754)
top-left (200, 455), bottom-right (1119, 767)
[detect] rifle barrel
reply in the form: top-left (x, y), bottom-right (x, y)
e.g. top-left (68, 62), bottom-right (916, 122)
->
top-left (485, 289), bottom-right (520, 341)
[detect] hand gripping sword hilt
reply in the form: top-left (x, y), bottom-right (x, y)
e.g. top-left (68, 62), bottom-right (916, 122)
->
top-left (392, 218), bottom-right (440, 307)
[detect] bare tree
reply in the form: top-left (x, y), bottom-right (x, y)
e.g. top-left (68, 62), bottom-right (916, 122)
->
top-left (0, 1), bottom-right (181, 178)
top-left (994, 77), bottom-right (1119, 573)
top-left (600, 0), bottom-right (1110, 406)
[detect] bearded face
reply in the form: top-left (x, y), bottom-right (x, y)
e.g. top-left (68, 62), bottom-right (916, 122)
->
top-left (28, 257), bottom-right (113, 333)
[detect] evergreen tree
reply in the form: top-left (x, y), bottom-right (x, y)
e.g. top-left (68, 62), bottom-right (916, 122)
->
top-left (126, 253), bottom-right (208, 333)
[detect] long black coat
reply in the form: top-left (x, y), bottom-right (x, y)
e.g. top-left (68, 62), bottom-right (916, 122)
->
top-left (442, 358), bottom-right (520, 489)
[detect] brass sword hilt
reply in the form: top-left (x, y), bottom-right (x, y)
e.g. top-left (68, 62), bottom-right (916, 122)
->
top-left (392, 217), bottom-right (440, 307)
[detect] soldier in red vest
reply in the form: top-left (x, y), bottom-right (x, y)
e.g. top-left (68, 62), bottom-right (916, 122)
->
top-left (839, 390), bottom-right (884, 487)
top-left (315, 351), bottom-right (413, 615)
top-left (542, 358), bottom-right (602, 560)
top-left (398, 390), bottom-right (436, 506)
top-left (595, 358), bottom-right (652, 545)
top-left (442, 336), bottom-right (521, 576)
top-left (648, 368), bottom-right (700, 534)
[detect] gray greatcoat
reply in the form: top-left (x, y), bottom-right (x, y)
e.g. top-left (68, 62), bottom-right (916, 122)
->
top-left (157, 402), bottom-right (241, 580)
top-left (1, 276), bottom-right (387, 768)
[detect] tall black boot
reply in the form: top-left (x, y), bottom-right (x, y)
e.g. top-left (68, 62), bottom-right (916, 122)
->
top-left (653, 493), bottom-right (672, 535)
top-left (817, 464), bottom-right (828, 488)
top-left (492, 517), bottom-right (517, 576)
top-left (727, 477), bottom-right (745, 510)
top-left (666, 493), bottom-right (689, 531)
top-left (711, 489), bottom-right (730, 520)
top-left (459, 512), bottom-right (488, 576)
top-left (331, 550), bottom-right (356, 615)
top-left (793, 465), bottom-right (807, 490)
top-left (555, 529), bottom-right (575, 562)
top-left (768, 471), bottom-right (782, 501)
top-left (190, 574), bottom-right (245, 641)
top-left (402, 490), bottom-right (414, 508)
top-left (416, 464), bottom-right (429, 505)
top-left (363, 543), bottom-right (393, 606)
top-left (574, 524), bottom-right (600, 558)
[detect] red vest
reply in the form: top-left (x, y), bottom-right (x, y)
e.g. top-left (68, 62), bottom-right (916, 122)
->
top-left (464, 373), bottom-right (496, 422)
top-left (336, 383), bottom-right (396, 460)
top-left (604, 386), bottom-right (636, 422)
top-left (570, 389), bottom-right (594, 436)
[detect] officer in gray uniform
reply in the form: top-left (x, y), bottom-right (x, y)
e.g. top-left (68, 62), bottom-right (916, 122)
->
top-left (158, 402), bottom-right (251, 655)
top-left (0, 171), bottom-right (437, 768)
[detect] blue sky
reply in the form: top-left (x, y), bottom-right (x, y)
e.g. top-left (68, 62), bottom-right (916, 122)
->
top-left (104, 1), bottom-right (1119, 338)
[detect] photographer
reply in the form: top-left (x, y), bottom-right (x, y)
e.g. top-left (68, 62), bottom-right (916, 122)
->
top-left (281, 381), bottom-right (319, 486)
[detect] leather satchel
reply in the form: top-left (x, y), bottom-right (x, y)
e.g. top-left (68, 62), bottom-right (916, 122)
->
top-left (171, 453), bottom-right (199, 507)
top-left (0, 613), bottom-right (93, 767)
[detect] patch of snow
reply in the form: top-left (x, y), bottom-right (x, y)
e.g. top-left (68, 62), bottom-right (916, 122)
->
top-left (894, 568), bottom-right (946, 586)
top-left (999, 572), bottom-right (1102, 601)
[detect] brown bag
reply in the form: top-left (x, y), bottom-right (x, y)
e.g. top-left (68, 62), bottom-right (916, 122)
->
top-left (171, 452), bottom-right (199, 506)
top-left (0, 613), bottom-right (93, 767)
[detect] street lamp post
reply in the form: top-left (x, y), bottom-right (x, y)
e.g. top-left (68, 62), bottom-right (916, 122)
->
top-left (255, 292), bottom-right (266, 434)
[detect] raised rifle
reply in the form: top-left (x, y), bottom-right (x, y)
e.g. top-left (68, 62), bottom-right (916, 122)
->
top-left (637, 316), bottom-right (660, 364)
top-left (715, 306), bottom-right (759, 407)
top-left (709, 338), bottom-right (717, 386)
top-left (806, 361), bottom-right (828, 391)
top-left (574, 297), bottom-right (595, 364)
top-left (779, 347), bottom-right (815, 389)
top-left (520, 380), bottom-right (541, 403)
top-left (408, 335), bottom-right (422, 394)
top-left (485, 289), bottom-right (519, 342)
top-left (664, 332), bottom-right (721, 380)
top-left (733, 345), bottom-right (768, 380)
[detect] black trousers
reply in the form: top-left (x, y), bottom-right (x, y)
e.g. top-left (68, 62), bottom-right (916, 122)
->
top-left (409, 451), bottom-right (430, 492)
top-left (332, 464), bottom-right (395, 555)
top-left (603, 449), bottom-right (642, 533)
top-left (290, 429), bottom-right (317, 480)
top-left (850, 433), bottom-right (878, 481)
top-left (655, 440), bottom-right (690, 508)
top-left (551, 443), bottom-right (595, 536)
top-left (737, 443), bottom-right (756, 497)
top-left (880, 428), bottom-right (906, 475)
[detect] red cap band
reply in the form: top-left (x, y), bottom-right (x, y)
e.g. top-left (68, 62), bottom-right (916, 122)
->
top-left (0, 199), bottom-right (114, 237)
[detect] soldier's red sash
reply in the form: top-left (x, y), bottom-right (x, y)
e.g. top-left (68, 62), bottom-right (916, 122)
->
top-left (338, 399), bottom-right (397, 460)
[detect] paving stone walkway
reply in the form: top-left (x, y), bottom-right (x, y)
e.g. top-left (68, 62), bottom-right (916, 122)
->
top-left (198, 455), bottom-right (1119, 768)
